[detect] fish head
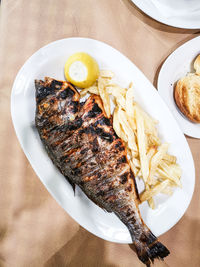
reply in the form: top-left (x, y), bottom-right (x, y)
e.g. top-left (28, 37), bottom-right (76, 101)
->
top-left (35, 77), bottom-right (81, 135)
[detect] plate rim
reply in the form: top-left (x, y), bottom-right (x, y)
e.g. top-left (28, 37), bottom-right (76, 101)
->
top-left (131, 0), bottom-right (200, 29)
top-left (11, 37), bottom-right (196, 243)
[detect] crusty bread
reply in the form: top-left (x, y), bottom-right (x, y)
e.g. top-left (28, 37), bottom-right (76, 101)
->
top-left (174, 73), bottom-right (200, 123)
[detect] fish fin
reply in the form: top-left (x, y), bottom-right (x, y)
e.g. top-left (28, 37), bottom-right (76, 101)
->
top-left (78, 186), bottom-right (111, 212)
top-left (65, 178), bottom-right (107, 211)
top-left (64, 176), bottom-right (76, 194)
top-left (72, 184), bottom-right (76, 195)
top-left (132, 171), bottom-right (140, 201)
top-left (86, 195), bottom-right (109, 212)
top-left (131, 230), bottom-right (170, 266)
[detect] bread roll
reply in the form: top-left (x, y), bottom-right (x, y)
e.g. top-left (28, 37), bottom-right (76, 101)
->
top-left (174, 74), bottom-right (200, 123)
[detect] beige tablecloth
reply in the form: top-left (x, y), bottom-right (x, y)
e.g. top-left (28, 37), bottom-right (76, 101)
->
top-left (0, 0), bottom-right (200, 266)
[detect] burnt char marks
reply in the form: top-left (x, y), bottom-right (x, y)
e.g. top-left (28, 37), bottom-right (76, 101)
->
top-left (126, 184), bottom-right (132, 192)
top-left (59, 90), bottom-right (67, 99)
top-left (36, 116), bottom-right (64, 137)
top-left (35, 79), bottom-right (63, 103)
top-left (81, 100), bottom-right (115, 143)
top-left (120, 172), bottom-right (129, 184)
top-left (71, 167), bottom-right (82, 176)
top-left (88, 178), bottom-right (116, 199)
top-left (78, 125), bottom-right (114, 143)
top-left (91, 137), bottom-right (99, 153)
top-left (67, 117), bottom-right (83, 131)
top-left (80, 148), bottom-right (88, 155)
top-left (94, 117), bottom-right (111, 127)
top-left (126, 207), bottom-right (132, 217)
top-left (59, 151), bottom-right (74, 164)
top-left (36, 83), bottom-right (55, 103)
top-left (117, 156), bottom-right (127, 165)
top-left (86, 103), bottom-right (102, 118)
top-left (58, 86), bottom-right (75, 99)
top-left (96, 190), bottom-right (105, 197)
top-left (115, 140), bottom-right (124, 151)
top-left (70, 101), bottom-right (79, 114)
top-left (36, 79), bottom-right (77, 104)
top-left (49, 117), bottom-right (82, 134)
top-left (73, 118), bottom-right (83, 130)
top-left (66, 123), bottom-right (79, 132)
top-left (50, 79), bottom-right (63, 89)
top-left (95, 127), bottom-right (113, 142)
top-left (115, 141), bottom-right (121, 149)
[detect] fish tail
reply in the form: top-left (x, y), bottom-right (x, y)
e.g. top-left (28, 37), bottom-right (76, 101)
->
top-left (130, 229), bottom-right (170, 266)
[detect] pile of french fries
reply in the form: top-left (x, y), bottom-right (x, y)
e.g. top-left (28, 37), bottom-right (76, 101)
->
top-left (80, 70), bottom-right (182, 209)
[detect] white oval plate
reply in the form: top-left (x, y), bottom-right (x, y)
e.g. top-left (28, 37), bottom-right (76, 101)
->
top-left (131, 0), bottom-right (200, 29)
top-left (11, 38), bottom-right (195, 243)
top-left (158, 36), bottom-right (200, 139)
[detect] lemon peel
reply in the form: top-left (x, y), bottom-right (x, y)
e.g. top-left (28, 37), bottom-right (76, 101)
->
top-left (64, 52), bottom-right (99, 88)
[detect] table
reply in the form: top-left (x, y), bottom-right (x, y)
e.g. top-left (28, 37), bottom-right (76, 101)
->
top-left (0, 0), bottom-right (199, 266)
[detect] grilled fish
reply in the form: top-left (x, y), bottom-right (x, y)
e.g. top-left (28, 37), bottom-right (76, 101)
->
top-left (35, 77), bottom-right (170, 266)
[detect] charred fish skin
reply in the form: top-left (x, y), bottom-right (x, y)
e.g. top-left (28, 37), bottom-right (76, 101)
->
top-left (35, 77), bottom-right (81, 190)
top-left (35, 77), bottom-right (170, 266)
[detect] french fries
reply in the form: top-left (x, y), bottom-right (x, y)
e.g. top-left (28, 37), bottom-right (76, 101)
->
top-left (100, 70), bottom-right (114, 78)
top-left (163, 154), bottom-right (177, 164)
top-left (135, 108), bottom-right (149, 182)
top-left (118, 108), bottom-right (138, 153)
top-left (79, 70), bottom-right (182, 209)
top-left (113, 107), bottom-right (128, 142)
top-left (98, 76), bottom-right (111, 118)
top-left (140, 180), bottom-right (170, 202)
top-left (126, 86), bottom-right (137, 132)
top-left (107, 85), bottom-right (126, 109)
top-left (148, 143), bottom-right (169, 185)
top-left (80, 84), bottom-right (99, 97)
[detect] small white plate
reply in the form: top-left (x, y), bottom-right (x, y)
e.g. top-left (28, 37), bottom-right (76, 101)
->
top-left (11, 38), bottom-right (195, 243)
top-left (158, 36), bottom-right (200, 139)
top-left (131, 0), bottom-right (200, 29)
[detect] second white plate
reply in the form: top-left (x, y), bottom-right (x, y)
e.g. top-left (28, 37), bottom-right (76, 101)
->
top-left (158, 35), bottom-right (200, 139)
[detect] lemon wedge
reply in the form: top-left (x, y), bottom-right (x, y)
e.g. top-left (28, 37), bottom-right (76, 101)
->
top-left (64, 52), bottom-right (99, 88)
